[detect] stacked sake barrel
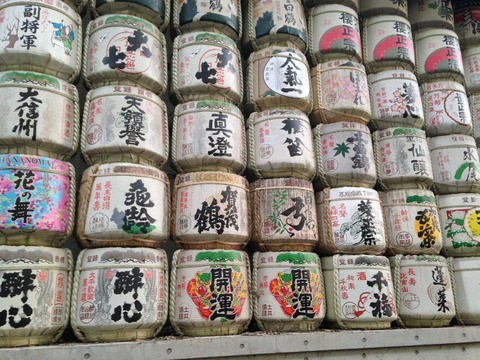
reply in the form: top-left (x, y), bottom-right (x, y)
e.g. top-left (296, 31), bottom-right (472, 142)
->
top-left (242, 0), bottom-right (326, 333)
top-left (168, 0), bottom-right (252, 337)
top-left (72, 1), bottom-right (170, 343)
top-left (0, 0), bottom-right (87, 347)
top-left (306, 0), bottom-right (398, 330)
top-left (444, 1), bottom-right (480, 326)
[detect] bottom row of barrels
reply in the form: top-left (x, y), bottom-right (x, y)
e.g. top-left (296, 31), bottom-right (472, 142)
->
top-left (0, 246), bottom-right (478, 347)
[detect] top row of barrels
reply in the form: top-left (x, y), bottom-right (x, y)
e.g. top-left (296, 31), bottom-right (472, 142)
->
top-left (0, 0), bottom-right (478, 86)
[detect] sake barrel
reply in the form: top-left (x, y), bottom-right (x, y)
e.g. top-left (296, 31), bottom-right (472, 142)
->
top-left (253, 251), bottom-right (325, 332)
top-left (304, 0), bottom-right (359, 11)
top-left (83, 15), bottom-right (167, 94)
top-left (454, 3), bottom-right (480, 48)
top-left (172, 172), bottom-right (250, 249)
top-left (0, 71), bottom-right (79, 160)
top-left (246, 46), bottom-right (312, 114)
top-left (172, 32), bottom-right (242, 105)
top-left (250, 178), bottom-right (318, 252)
top-left (81, 85), bottom-right (169, 168)
top-left (316, 187), bottom-right (386, 255)
top-left (421, 80), bottom-right (472, 136)
top-left (244, 0), bottom-right (307, 52)
top-left (313, 122), bottom-right (376, 190)
top-left (310, 60), bottom-right (370, 126)
top-left (380, 189), bottom-right (442, 255)
top-left (362, 15), bottom-right (415, 73)
top-left (428, 134), bottom-right (480, 194)
top-left (471, 93), bottom-right (480, 146)
top-left (373, 128), bottom-right (433, 190)
top-left (368, 70), bottom-right (424, 130)
top-left (359, 0), bottom-right (408, 18)
top-left (0, 0), bottom-right (81, 82)
top-left (170, 249), bottom-right (251, 336)
top-left (92, 0), bottom-right (170, 30)
top-left (437, 193), bottom-right (480, 257)
top-left (462, 47), bottom-right (480, 93)
top-left (77, 163), bottom-right (170, 248)
top-left (71, 247), bottom-right (168, 342)
top-left (408, 0), bottom-right (454, 30)
top-left (246, 109), bottom-right (315, 180)
top-left (172, 101), bottom-right (246, 174)
top-left (0, 154), bottom-right (75, 247)
top-left (173, 0), bottom-right (240, 40)
top-left (322, 254), bottom-right (397, 329)
top-left (449, 256), bottom-right (480, 325)
top-left (0, 246), bottom-right (72, 347)
top-left (390, 254), bottom-right (455, 327)
top-left (307, 4), bottom-right (362, 66)
top-left (414, 29), bottom-right (464, 83)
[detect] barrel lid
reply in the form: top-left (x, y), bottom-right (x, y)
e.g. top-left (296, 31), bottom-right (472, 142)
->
top-left (321, 254), bottom-right (390, 270)
top-left (316, 121), bottom-right (370, 136)
top-left (255, 251), bottom-right (320, 267)
top-left (88, 85), bottom-right (163, 106)
top-left (380, 189), bottom-right (436, 205)
top-left (428, 134), bottom-right (477, 150)
top-left (81, 162), bottom-right (168, 184)
top-left (390, 254), bottom-right (447, 267)
top-left (174, 171), bottom-right (248, 189)
top-left (374, 127), bottom-right (426, 139)
top-left (247, 109), bottom-right (309, 128)
top-left (0, 245), bottom-right (71, 270)
top-left (174, 31), bottom-right (237, 51)
top-left (250, 177), bottom-right (314, 191)
top-left (436, 192), bottom-right (480, 207)
top-left (451, 256), bottom-right (480, 270)
top-left (174, 249), bottom-right (248, 267)
top-left (174, 100), bottom-right (243, 118)
top-left (368, 69), bottom-right (417, 83)
top-left (0, 71), bottom-right (75, 99)
top-left (88, 14), bottom-right (161, 38)
top-left (0, 154), bottom-right (71, 175)
top-left (79, 247), bottom-right (167, 269)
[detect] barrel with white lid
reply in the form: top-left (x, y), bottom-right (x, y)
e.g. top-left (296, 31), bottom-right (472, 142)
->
top-left (76, 162), bottom-right (170, 248)
top-left (310, 59), bottom-right (370, 126)
top-left (414, 28), bottom-right (464, 83)
top-left (250, 177), bottom-right (318, 252)
top-left (429, 134), bottom-right (480, 194)
top-left (246, 45), bottom-right (311, 114)
top-left (322, 254), bottom-right (397, 329)
top-left (172, 172), bottom-right (250, 250)
top-left (316, 187), bottom-right (386, 255)
top-left (244, 0), bottom-right (306, 52)
top-left (170, 249), bottom-right (251, 336)
top-left (0, 246), bottom-right (72, 347)
top-left (380, 189), bottom-right (442, 255)
top-left (0, 71), bottom-right (79, 160)
top-left (172, 100), bottom-right (246, 174)
top-left (247, 109), bottom-right (315, 180)
top-left (362, 15), bottom-right (415, 73)
top-left (0, 154), bottom-right (75, 247)
top-left (71, 247), bottom-right (168, 342)
top-left (0, 0), bottom-right (81, 82)
top-left (172, 32), bottom-right (242, 105)
top-left (253, 251), bottom-right (325, 332)
top-left (449, 256), bottom-right (480, 325)
top-left (83, 15), bottom-right (167, 94)
top-left (81, 85), bottom-right (169, 168)
top-left (369, 70), bottom-right (424, 130)
top-left (437, 193), bottom-right (480, 257)
top-left (307, 4), bottom-right (362, 65)
top-left (408, 0), bottom-right (454, 30)
top-left (421, 80), bottom-right (472, 136)
top-left (390, 254), bottom-right (455, 328)
top-left (313, 122), bottom-right (376, 190)
top-left (373, 127), bottom-right (433, 190)
top-left (92, 0), bottom-right (170, 30)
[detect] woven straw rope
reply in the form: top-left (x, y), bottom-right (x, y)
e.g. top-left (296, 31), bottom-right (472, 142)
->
top-left (52, 249), bottom-right (74, 343)
top-left (69, 12), bottom-right (82, 84)
top-left (447, 257), bottom-right (464, 325)
top-left (80, 91), bottom-right (93, 165)
top-left (70, 249), bottom-right (87, 342)
top-left (392, 255), bottom-right (406, 328)
top-left (246, 113), bottom-right (261, 179)
top-left (313, 125), bottom-right (329, 189)
top-left (332, 255), bottom-right (347, 329)
top-left (82, 22), bottom-right (93, 90)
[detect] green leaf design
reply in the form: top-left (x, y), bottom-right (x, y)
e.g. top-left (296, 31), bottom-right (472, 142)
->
top-left (276, 252), bottom-right (318, 264)
top-left (281, 273), bottom-right (292, 282)
top-left (406, 195), bottom-right (434, 204)
top-left (333, 142), bottom-right (350, 157)
top-left (199, 273), bottom-right (211, 282)
top-left (195, 250), bottom-right (242, 262)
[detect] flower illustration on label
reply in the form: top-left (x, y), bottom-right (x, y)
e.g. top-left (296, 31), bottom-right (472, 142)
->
top-left (263, 52), bottom-right (309, 99)
top-left (443, 209), bottom-right (480, 249)
top-left (337, 200), bottom-right (383, 246)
